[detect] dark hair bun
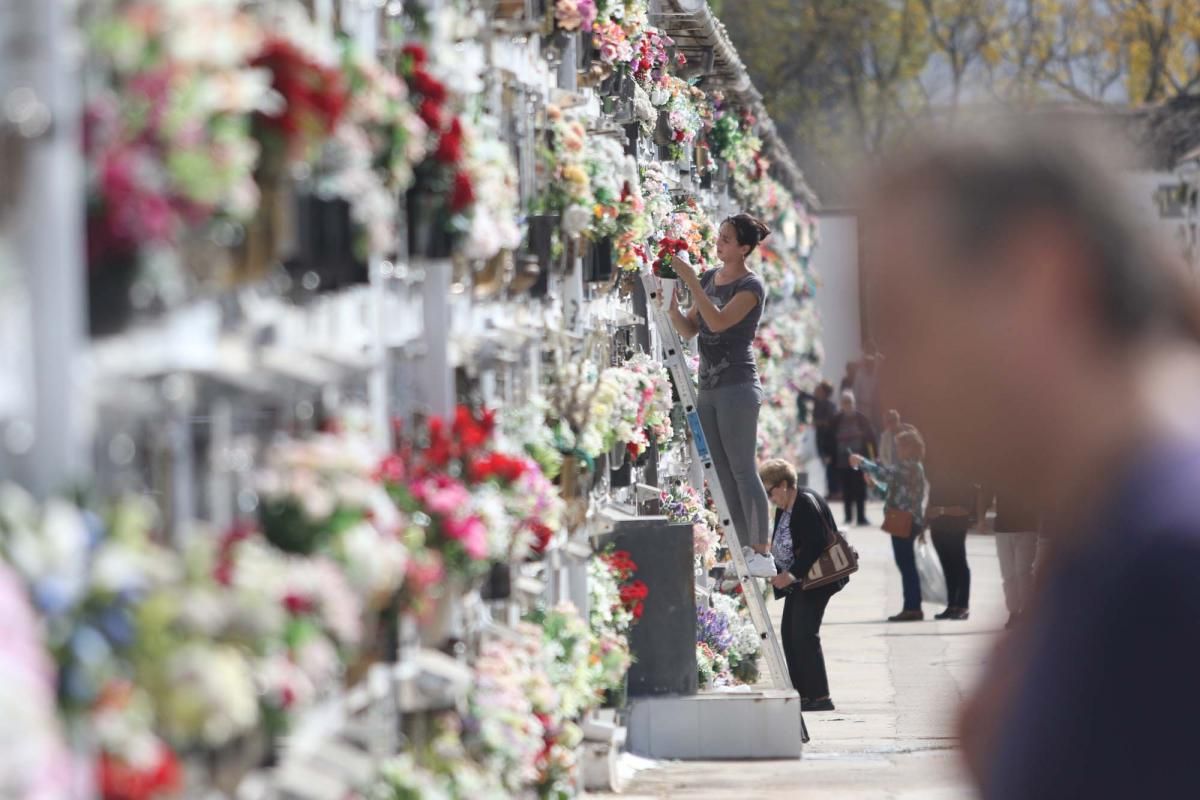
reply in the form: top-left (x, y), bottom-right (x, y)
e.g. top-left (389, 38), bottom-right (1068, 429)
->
top-left (724, 213), bottom-right (771, 253)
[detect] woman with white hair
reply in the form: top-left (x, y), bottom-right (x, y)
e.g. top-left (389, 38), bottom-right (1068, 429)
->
top-left (832, 390), bottom-right (876, 526)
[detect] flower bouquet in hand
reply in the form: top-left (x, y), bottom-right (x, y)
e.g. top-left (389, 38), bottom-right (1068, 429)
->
top-left (653, 237), bottom-right (688, 279)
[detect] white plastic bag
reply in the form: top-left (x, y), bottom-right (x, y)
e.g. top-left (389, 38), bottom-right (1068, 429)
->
top-left (915, 534), bottom-right (948, 606)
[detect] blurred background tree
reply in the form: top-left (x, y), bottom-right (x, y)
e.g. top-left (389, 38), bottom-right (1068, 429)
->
top-left (714, 0), bottom-right (1200, 201)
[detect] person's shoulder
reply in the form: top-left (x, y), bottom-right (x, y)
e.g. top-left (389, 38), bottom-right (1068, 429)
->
top-left (737, 272), bottom-right (766, 297)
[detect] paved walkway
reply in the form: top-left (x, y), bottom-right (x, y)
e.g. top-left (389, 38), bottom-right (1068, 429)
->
top-left (612, 505), bottom-right (1005, 799)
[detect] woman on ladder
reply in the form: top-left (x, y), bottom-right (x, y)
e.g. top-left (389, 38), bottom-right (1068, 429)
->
top-left (663, 213), bottom-right (776, 577)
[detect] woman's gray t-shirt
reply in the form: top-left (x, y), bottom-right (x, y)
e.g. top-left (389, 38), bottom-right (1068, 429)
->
top-left (696, 269), bottom-right (766, 390)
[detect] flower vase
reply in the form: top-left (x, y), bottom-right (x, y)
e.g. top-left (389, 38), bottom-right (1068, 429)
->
top-left (560, 454), bottom-right (581, 500)
top-left (623, 123), bottom-right (640, 157)
top-left (545, 30), bottom-right (575, 63)
top-left (584, 236), bottom-right (614, 283)
top-left (633, 434), bottom-right (653, 468)
top-left (231, 150), bottom-right (288, 284)
top-left (599, 68), bottom-right (629, 98)
top-left (603, 672), bottom-right (629, 710)
top-left (480, 561), bottom-right (512, 601)
top-left (509, 253), bottom-right (544, 297)
top-left (678, 143), bottom-right (694, 171)
top-left (559, 234), bottom-right (584, 276)
top-left (609, 446), bottom-right (633, 488)
top-left (696, 145), bottom-right (713, 189)
top-left (285, 193), bottom-right (366, 294)
top-left (418, 573), bottom-right (467, 649)
top-left (654, 110), bottom-right (674, 146)
top-left (659, 278), bottom-right (678, 303)
top-left (473, 249), bottom-right (512, 299)
top-left (526, 213), bottom-right (560, 269)
top-left (577, 33), bottom-right (595, 71)
top-left (406, 188), bottom-right (455, 259)
top-left (257, 498), bottom-right (331, 555)
top-left (86, 253), bottom-right (138, 338)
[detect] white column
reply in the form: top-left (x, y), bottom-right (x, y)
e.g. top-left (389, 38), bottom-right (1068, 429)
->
top-left (3, 0), bottom-right (89, 498)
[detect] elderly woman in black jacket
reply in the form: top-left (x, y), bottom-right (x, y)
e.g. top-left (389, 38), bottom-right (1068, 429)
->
top-left (760, 458), bottom-right (849, 712)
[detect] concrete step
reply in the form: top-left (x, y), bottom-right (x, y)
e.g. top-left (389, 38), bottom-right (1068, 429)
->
top-left (627, 689), bottom-right (804, 760)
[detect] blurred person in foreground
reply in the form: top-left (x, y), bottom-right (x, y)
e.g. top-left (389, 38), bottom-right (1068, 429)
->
top-left (861, 121), bottom-right (1200, 798)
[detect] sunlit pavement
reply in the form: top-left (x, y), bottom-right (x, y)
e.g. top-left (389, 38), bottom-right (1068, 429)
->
top-left (607, 502), bottom-right (1002, 799)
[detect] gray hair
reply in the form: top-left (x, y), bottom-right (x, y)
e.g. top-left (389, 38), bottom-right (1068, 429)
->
top-left (840, 390), bottom-right (856, 406)
top-left (876, 121), bottom-right (1198, 342)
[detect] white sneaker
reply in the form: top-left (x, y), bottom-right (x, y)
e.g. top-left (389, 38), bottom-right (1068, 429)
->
top-left (742, 547), bottom-right (778, 578)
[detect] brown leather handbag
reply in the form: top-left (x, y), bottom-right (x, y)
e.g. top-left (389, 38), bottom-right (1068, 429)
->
top-left (796, 490), bottom-right (860, 590)
top-left (882, 507), bottom-right (915, 538)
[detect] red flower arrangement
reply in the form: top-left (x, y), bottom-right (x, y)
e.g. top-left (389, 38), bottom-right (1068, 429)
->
top-left (99, 747), bottom-right (181, 800)
top-left (604, 550), bottom-right (649, 620)
top-left (529, 521), bottom-right (556, 555)
top-left (380, 405), bottom-right (560, 578)
top-left (213, 522), bottom-right (256, 586)
top-left (95, 683), bottom-right (181, 800)
top-left (399, 40), bottom-right (476, 227)
top-left (653, 237), bottom-right (689, 279)
top-left (252, 37), bottom-right (349, 159)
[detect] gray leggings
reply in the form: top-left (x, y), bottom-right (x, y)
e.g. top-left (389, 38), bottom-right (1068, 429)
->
top-left (697, 382), bottom-right (770, 549)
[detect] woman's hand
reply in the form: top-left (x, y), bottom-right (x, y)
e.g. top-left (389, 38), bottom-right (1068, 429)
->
top-left (848, 454), bottom-right (864, 469)
top-left (771, 572), bottom-right (796, 590)
top-left (672, 254), bottom-right (699, 287)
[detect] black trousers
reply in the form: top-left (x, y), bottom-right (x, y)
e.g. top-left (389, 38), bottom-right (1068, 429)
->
top-left (931, 528), bottom-right (971, 609)
top-left (839, 467), bottom-right (866, 523)
top-left (824, 458), bottom-right (840, 498)
top-left (780, 584), bottom-right (838, 700)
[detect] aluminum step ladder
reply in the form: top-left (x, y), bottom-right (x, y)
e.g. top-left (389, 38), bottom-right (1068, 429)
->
top-left (640, 272), bottom-right (792, 694)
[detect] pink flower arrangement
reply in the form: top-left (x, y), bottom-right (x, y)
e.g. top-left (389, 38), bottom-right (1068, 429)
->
top-left (630, 28), bottom-right (673, 84)
top-left (555, 0), bottom-right (598, 32)
top-left (593, 20), bottom-right (633, 64)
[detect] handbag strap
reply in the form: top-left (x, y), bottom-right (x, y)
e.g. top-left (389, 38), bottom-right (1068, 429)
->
top-left (797, 488), bottom-right (836, 547)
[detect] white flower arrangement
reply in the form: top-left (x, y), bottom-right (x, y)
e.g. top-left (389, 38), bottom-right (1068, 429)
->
top-left (469, 637), bottom-right (548, 792)
top-left (330, 520), bottom-right (408, 601)
top-left (462, 130), bottom-right (523, 260)
top-left (160, 642), bottom-right (259, 748)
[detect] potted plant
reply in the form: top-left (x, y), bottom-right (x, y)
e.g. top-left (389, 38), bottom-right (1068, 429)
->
top-left (584, 236), bottom-right (615, 283)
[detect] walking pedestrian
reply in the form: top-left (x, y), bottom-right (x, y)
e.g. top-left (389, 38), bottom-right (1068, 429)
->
top-left (760, 458), bottom-right (847, 712)
top-left (850, 428), bottom-right (928, 621)
top-left (862, 122), bottom-right (1200, 798)
top-left (833, 391), bottom-right (876, 526)
top-left (811, 382), bottom-right (839, 499)
top-left (989, 492), bottom-right (1038, 629)
top-left (926, 467), bottom-right (976, 620)
top-left (839, 361), bottom-right (858, 396)
top-left (663, 212), bottom-right (776, 578)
